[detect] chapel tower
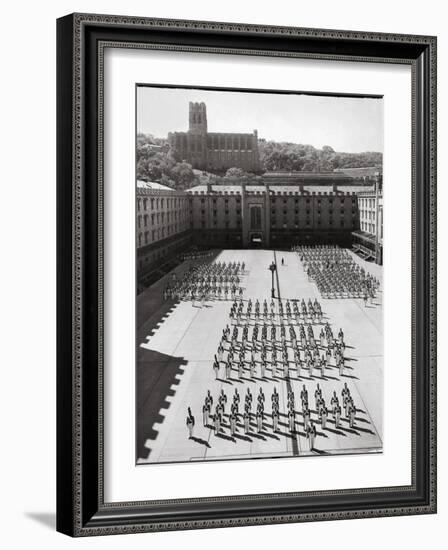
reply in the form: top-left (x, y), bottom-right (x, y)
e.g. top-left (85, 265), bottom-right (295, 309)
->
top-left (189, 102), bottom-right (208, 134)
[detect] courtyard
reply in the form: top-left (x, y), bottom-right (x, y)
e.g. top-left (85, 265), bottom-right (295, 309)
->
top-left (136, 248), bottom-right (383, 464)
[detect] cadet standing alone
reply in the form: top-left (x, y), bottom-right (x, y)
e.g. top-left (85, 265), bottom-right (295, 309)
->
top-left (186, 407), bottom-right (195, 439)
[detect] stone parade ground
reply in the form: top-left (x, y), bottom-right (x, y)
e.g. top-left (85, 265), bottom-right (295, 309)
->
top-left (136, 249), bottom-right (383, 464)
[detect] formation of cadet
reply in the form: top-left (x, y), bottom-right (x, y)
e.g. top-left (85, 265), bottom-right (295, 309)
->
top-left (293, 245), bottom-right (380, 300)
top-left (182, 248), bottom-right (369, 452)
top-left (194, 382), bottom-right (358, 446)
top-left (212, 298), bottom-right (347, 381)
top-left (229, 297), bottom-right (323, 326)
top-left (162, 260), bottom-right (246, 302)
top-left (179, 249), bottom-right (214, 262)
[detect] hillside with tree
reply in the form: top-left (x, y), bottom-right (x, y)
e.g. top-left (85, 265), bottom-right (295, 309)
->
top-left (136, 133), bottom-right (382, 190)
top-left (259, 141), bottom-right (382, 172)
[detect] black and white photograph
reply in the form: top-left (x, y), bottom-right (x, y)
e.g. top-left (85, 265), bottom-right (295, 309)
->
top-left (136, 86), bottom-right (384, 465)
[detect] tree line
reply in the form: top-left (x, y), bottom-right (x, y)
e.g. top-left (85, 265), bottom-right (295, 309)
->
top-left (136, 133), bottom-right (382, 190)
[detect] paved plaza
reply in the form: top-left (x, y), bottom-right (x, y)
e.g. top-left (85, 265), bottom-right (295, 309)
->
top-left (136, 249), bottom-right (383, 464)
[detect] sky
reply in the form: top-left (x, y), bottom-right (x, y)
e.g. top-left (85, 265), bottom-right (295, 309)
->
top-left (137, 86), bottom-right (383, 153)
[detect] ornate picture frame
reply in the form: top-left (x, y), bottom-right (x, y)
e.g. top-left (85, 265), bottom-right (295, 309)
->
top-left (56, 13), bottom-right (437, 536)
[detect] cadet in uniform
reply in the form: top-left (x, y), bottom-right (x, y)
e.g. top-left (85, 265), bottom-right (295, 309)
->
top-left (202, 402), bottom-right (210, 427)
top-left (186, 407), bottom-right (195, 439)
top-left (320, 356), bottom-right (326, 378)
top-left (249, 357), bottom-right (255, 379)
top-left (300, 385), bottom-right (309, 409)
top-left (213, 358), bottom-right (219, 380)
top-left (320, 404), bottom-right (328, 429)
top-left (213, 411), bottom-right (222, 434)
top-left (219, 389), bottom-right (227, 415)
top-left (229, 411), bottom-right (237, 436)
top-left (243, 410), bottom-right (250, 434)
top-left (238, 358), bottom-right (244, 379)
top-left (307, 420), bottom-right (317, 450)
top-left (303, 405), bottom-right (311, 431)
top-left (271, 348), bottom-right (277, 378)
top-left (314, 383), bottom-right (323, 410)
top-left (256, 409), bottom-right (263, 433)
top-left (261, 357), bottom-right (267, 378)
top-left (348, 401), bottom-right (356, 428)
top-left (288, 408), bottom-right (295, 433)
top-left (225, 358), bottom-right (232, 380)
top-left (333, 403), bottom-right (342, 428)
top-left (272, 406), bottom-right (280, 433)
top-left (330, 391), bottom-right (339, 415)
top-left (205, 390), bottom-right (213, 409)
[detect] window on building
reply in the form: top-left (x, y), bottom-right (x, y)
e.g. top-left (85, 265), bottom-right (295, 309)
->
top-left (143, 199), bottom-right (148, 210)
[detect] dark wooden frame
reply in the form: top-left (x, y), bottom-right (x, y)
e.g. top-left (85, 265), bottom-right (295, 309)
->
top-left (57, 13), bottom-right (437, 536)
